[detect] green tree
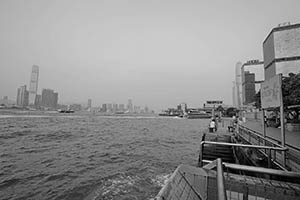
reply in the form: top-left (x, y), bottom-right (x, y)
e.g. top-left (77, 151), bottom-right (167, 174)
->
top-left (282, 73), bottom-right (300, 107)
top-left (282, 73), bottom-right (300, 122)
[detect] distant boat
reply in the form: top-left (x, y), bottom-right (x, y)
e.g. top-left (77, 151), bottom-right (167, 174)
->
top-left (58, 109), bottom-right (75, 113)
top-left (186, 110), bottom-right (210, 119)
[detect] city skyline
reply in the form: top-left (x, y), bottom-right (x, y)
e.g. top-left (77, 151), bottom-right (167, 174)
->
top-left (1, 1), bottom-right (300, 111)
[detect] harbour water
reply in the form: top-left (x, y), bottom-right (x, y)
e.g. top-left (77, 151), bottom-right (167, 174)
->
top-left (0, 114), bottom-right (209, 200)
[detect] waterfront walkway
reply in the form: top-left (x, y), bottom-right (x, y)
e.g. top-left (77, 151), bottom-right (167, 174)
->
top-left (241, 119), bottom-right (300, 149)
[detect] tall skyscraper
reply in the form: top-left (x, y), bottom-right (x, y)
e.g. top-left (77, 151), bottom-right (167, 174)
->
top-left (235, 62), bottom-right (243, 108)
top-left (232, 82), bottom-right (237, 107)
top-left (29, 65), bottom-right (39, 105)
top-left (16, 85), bottom-right (29, 107)
top-left (41, 89), bottom-right (58, 109)
top-left (87, 99), bottom-right (92, 109)
top-left (263, 23), bottom-right (300, 80)
top-left (127, 99), bottom-right (133, 113)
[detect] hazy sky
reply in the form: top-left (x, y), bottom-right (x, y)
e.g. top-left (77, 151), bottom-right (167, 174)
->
top-left (1, 0), bottom-right (300, 110)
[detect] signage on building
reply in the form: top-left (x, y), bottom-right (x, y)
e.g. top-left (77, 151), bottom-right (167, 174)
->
top-left (246, 60), bottom-right (260, 65)
top-left (261, 74), bottom-right (281, 109)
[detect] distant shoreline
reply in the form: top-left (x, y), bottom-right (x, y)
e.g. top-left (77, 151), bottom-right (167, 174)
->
top-left (0, 108), bottom-right (157, 117)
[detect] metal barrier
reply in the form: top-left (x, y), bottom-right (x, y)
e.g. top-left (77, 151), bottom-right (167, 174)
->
top-left (203, 159), bottom-right (300, 200)
top-left (216, 158), bottom-right (227, 200)
top-left (198, 141), bottom-right (287, 167)
top-left (237, 124), bottom-right (300, 171)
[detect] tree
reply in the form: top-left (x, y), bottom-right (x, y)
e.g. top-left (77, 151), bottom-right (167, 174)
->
top-left (225, 107), bottom-right (238, 117)
top-left (282, 73), bottom-right (300, 122)
top-left (282, 73), bottom-right (300, 107)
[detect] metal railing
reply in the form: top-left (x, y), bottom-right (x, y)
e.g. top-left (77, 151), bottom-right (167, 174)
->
top-left (198, 141), bottom-right (287, 167)
top-left (216, 158), bottom-right (227, 200)
top-left (237, 124), bottom-right (300, 171)
top-left (203, 158), bottom-right (300, 200)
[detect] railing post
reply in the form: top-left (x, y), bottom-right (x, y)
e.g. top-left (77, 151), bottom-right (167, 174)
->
top-left (268, 149), bottom-right (272, 168)
top-left (198, 142), bottom-right (203, 167)
top-left (217, 158), bottom-right (227, 200)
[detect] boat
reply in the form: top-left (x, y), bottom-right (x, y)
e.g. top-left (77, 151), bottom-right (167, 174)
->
top-left (186, 109), bottom-right (211, 119)
top-left (155, 124), bottom-right (300, 200)
top-left (58, 109), bottom-right (75, 113)
top-left (158, 109), bottom-right (181, 117)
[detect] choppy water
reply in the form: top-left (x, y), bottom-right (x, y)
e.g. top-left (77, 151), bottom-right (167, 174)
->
top-left (0, 114), bottom-right (209, 200)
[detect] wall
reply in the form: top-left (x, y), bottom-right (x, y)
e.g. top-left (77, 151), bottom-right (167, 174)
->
top-left (274, 27), bottom-right (300, 58)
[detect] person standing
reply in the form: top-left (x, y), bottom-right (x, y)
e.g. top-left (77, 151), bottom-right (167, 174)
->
top-left (209, 119), bottom-right (216, 133)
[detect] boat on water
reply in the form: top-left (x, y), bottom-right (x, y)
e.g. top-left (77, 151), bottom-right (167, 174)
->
top-left (185, 109), bottom-right (211, 119)
top-left (155, 125), bottom-right (300, 200)
top-left (58, 109), bottom-right (75, 113)
top-left (158, 109), bottom-right (181, 117)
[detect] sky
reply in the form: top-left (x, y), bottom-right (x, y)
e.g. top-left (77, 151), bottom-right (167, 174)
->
top-left (1, 0), bottom-right (300, 111)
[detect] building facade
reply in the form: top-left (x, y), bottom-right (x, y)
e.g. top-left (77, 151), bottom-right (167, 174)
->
top-left (263, 23), bottom-right (300, 80)
top-left (16, 85), bottom-right (29, 107)
top-left (87, 99), bottom-right (92, 109)
top-left (28, 65), bottom-right (39, 105)
top-left (41, 89), bottom-right (58, 109)
top-left (241, 60), bottom-right (264, 105)
top-left (127, 99), bottom-right (133, 113)
top-left (234, 62), bottom-right (243, 108)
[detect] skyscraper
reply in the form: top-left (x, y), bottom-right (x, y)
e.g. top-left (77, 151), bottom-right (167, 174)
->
top-left (127, 99), bottom-right (133, 113)
top-left (29, 65), bottom-right (39, 105)
top-left (263, 23), bottom-right (300, 80)
top-left (235, 62), bottom-right (243, 108)
top-left (87, 99), bottom-right (92, 109)
top-left (16, 85), bottom-right (29, 107)
top-left (241, 60), bottom-right (264, 105)
top-left (41, 89), bottom-right (58, 109)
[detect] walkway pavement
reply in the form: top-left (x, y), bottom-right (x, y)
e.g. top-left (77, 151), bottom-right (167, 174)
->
top-left (241, 119), bottom-right (300, 149)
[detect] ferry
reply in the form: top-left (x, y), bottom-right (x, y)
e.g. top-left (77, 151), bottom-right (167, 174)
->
top-left (58, 109), bottom-right (75, 113)
top-left (186, 109), bottom-right (211, 119)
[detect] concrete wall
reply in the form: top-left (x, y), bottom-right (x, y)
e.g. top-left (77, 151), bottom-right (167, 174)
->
top-left (263, 33), bottom-right (275, 67)
top-left (265, 62), bottom-right (276, 80)
top-left (274, 27), bottom-right (300, 58)
top-left (276, 59), bottom-right (300, 77)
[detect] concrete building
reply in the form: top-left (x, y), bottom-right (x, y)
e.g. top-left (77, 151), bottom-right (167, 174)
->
top-left (106, 104), bottom-right (112, 112)
top-left (263, 23), bottom-right (300, 80)
top-left (41, 89), bottom-right (58, 109)
top-left (112, 103), bottom-right (118, 112)
top-left (28, 65), bottom-right (39, 105)
top-left (234, 62), bottom-right (243, 108)
top-left (243, 71), bottom-right (256, 104)
top-left (102, 104), bottom-right (107, 112)
top-left (16, 85), bottom-right (29, 107)
top-left (232, 82), bottom-right (237, 107)
top-left (87, 99), bottom-right (92, 109)
top-left (118, 104), bottom-right (125, 111)
top-left (241, 60), bottom-right (264, 105)
top-left (127, 99), bottom-right (133, 113)
top-left (69, 104), bottom-right (82, 111)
